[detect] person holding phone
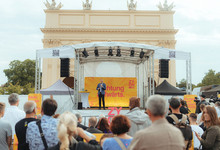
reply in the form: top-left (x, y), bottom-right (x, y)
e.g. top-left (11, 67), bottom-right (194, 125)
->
top-left (195, 106), bottom-right (220, 150)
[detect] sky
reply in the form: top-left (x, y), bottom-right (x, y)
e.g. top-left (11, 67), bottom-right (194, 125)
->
top-left (0, 0), bottom-right (220, 85)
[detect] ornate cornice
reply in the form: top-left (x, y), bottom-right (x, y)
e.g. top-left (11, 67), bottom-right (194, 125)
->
top-left (41, 28), bottom-right (178, 34)
top-left (44, 9), bottom-right (175, 14)
top-left (42, 39), bottom-right (62, 47)
top-left (157, 40), bottom-right (177, 48)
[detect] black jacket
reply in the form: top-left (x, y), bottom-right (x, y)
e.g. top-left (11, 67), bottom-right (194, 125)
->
top-left (48, 140), bottom-right (102, 150)
top-left (195, 100), bottom-right (209, 114)
top-left (77, 122), bottom-right (88, 130)
top-left (86, 127), bottom-right (103, 133)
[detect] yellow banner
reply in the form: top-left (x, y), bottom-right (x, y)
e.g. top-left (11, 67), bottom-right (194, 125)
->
top-left (184, 95), bottom-right (197, 114)
top-left (28, 94), bottom-right (42, 115)
top-left (85, 77), bottom-right (137, 107)
top-left (218, 94), bottom-right (220, 98)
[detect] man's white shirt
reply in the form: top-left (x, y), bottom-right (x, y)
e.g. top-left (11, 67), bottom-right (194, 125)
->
top-left (191, 125), bottom-right (204, 149)
top-left (2, 106), bottom-right (25, 138)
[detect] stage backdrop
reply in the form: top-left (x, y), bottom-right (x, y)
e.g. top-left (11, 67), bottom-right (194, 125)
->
top-left (85, 77), bottom-right (137, 107)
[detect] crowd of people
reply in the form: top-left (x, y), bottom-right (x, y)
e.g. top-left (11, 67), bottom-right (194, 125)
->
top-left (0, 93), bottom-right (220, 150)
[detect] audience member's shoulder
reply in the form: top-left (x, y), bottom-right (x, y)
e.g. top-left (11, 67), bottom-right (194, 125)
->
top-left (27, 120), bottom-right (37, 127)
top-left (104, 137), bottom-right (114, 143)
top-left (0, 119), bottom-right (11, 127)
top-left (134, 127), bottom-right (150, 137)
top-left (210, 125), bottom-right (220, 131)
top-left (166, 122), bottom-right (182, 132)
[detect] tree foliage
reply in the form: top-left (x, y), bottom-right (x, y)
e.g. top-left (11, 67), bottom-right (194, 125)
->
top-left (177, 78), bottom-right (196, 89)
top-left (198, 69), bottom-right (220, 86)
top-left (2, 59), bottom-right (35, 94)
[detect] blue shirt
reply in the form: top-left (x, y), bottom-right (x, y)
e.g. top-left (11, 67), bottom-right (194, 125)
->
top-left (103, 137), bottom-right (133, 150)
top-left (26, 115), bottom-right (58, 150)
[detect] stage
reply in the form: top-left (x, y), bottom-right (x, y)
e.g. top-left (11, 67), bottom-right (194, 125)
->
top-left (72, 108), bottom-right (133, 125)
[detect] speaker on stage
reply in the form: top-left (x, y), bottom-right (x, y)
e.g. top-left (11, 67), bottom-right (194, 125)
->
top-left (159, 59), bottom-right (169, 78)
top-left (60, 58), bottom-right (70, 77)
top-left (78, 102), bottom-right (82, 110)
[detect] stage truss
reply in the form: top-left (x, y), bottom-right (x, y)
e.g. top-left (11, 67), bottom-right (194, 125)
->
top-left (35, 42), bottom-right (192, 109)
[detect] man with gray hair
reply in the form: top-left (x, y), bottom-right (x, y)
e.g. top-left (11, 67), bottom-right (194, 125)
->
top-left (2, 93), bottom-right (25, 140)
top-left (15, 101), bottom-right (38, 150)
top-left (75, 113), bottom-right (88, 130)
top-left (86, 117), bottom-right (102, 133)
top-left (128, 95), bottom-right (185, 150)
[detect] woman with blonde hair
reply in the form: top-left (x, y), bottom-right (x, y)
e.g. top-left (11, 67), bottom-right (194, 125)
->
top-left (48, 112), bottom-right (102, 150)
top-left (195, 106), bottom-right (220, 150)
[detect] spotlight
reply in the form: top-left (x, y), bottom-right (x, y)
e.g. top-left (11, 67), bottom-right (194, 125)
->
top-left (108, 47), bottom-right (113, 56)
top-left (130, 48), bottom-right (135, 57)
top-left (82, 48), bottom-right (89, 58)
top-left (116, 47), bottom-right (121, 57)
top-left (94, 47), bottom-right (99, 57)
top-left (139, 49), bottom-right (145, 59)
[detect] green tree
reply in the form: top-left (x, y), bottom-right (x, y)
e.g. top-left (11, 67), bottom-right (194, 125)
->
top-left (3, 83), bottom-right (22, 94)
top-left (4, 59), bottom-right (35, 87)
top-left (177, 78), bottom-right (196, 89)
top-left (198, 69), bottom-right (220, 86)
top-left (3, 59), bottom-right (35, 94)
top-left (177, 79), bottom-right (187, 88)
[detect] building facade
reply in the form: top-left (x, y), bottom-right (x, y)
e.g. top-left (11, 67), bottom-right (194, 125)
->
top-left (41, 9), bottom-right (177, 89)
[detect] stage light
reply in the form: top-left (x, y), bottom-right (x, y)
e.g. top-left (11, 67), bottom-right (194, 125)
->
top-left (130, 48), bottom-right (135, 57)
top-left (116, 47), bottom-right (121, 57)
top-left (108, 47), bottom-right (113, 56)
top-left (94, 47), bottom-right (99, 57)
top-left (139, 49), bottom-right (145, 59)
top-left (82, 48), bottom-right (89, 58)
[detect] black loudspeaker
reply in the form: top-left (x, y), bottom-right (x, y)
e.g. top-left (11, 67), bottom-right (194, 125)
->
top-left (60, 58), bottom-right (70, 77)
top-left (159, 59), bottom-right (169, 78)
top-left (78, 102), bottom-right (82, 110)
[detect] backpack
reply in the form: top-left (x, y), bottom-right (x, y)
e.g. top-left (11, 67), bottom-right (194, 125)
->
top-left (169, 114), bottom-right (193, 150)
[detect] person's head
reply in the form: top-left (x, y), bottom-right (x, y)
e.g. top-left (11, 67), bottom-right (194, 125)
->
top-left (100, 79), bottom-right (103, 83)
top-left (75, 113), bottom-right (82, 123)
top-left (110, 115), bottom-right (131, 135)
top-left (100, 134), bottom-right (114, 146)
top-left (169, 97), bottom-right (181, 110)
top-left (180, 100), bottom-right (186, 107)
top-left (88, 117), bottom-right (97, 127)
top-left (129, 97), bottom-right (140, 110)
top-left (57, 112), bottom-right (77, 150)
top-left (23, 101), bottom-right (36, 115)
top-left (189, 113), bottom-right (197, 123)
top-left (0, 102), bottom-right (6, 117)
top-left (146, 95), bottom-right (168, 120)
top-left (200, 95), bottom-right (206, 101)
top-left (202, 106), bottom-right (220, 127)
top-left (8, 93), bottom-right (19, 106)
top-left (200, 104), bottom-right (206, 112)
top-left (41, 98), bottom-right (57, 116)
top-left (97, 117), bottom-right (110, 132)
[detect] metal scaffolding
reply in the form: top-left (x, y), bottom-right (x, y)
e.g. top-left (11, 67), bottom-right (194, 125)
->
top-left (35, 42), bottom-right (192, 109)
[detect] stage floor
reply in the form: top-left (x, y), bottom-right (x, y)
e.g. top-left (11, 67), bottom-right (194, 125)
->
top-left (72, 108), bottom-right (130, 125)
top-left (72, 108), bottom-right (130, 117)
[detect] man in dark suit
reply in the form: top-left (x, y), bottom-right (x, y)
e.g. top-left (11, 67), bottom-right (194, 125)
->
top-left (75, 113), bottom-right (88, 130)
top-left (86, 117), bottom-right (103, 133)
top-left (96, 79), bottom-right (106, 109)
